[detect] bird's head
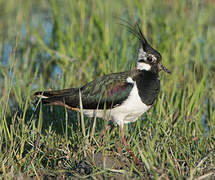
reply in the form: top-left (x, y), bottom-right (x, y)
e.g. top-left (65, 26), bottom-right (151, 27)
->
top-left (121, 21), bottom-right (170, 74)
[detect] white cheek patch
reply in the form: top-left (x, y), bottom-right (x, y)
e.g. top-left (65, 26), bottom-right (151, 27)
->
top-left (138, 48), bottom-right (147, 61)
top-left (151, 55), bottom-right (157, 61)
top-left (137, 62), bottom-right (151, 71)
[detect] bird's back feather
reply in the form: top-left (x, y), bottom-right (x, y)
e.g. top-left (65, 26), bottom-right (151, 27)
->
top-left (34, 69), bottom-right (141, 109)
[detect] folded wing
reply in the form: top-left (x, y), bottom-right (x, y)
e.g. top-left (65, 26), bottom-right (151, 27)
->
top-left (34, 71), bottom-right (139, 110)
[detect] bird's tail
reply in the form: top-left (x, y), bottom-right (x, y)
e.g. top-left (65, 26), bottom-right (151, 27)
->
top-left (34, 87), bottom-right (77, 97)
top-left (34, 88), bottom-right (78, 105)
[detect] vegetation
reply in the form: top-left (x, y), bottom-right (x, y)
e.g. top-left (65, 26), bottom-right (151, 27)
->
top-left (0, 0), bottom-right (214, 179)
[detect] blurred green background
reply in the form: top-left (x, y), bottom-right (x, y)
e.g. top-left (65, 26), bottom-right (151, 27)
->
top-left (0, 0), bottom-right (215, 179)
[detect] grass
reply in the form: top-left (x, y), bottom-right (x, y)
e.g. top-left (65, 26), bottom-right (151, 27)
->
top-left (0, 0), bottom-right (215, 179)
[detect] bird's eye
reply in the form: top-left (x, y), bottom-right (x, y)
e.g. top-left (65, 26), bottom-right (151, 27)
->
top-left (147, 56), bottom-right (153, 62)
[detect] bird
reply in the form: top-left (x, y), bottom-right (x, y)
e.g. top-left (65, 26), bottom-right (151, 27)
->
top-left (34, 23), bottom-right (170, 164)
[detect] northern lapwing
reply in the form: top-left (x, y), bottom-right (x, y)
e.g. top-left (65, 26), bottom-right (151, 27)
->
top-left (34, 23), bottom-right (170, 164)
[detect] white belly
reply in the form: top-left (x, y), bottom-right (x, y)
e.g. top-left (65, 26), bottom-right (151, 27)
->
top-left (82, 82), bottom-right (151, 125)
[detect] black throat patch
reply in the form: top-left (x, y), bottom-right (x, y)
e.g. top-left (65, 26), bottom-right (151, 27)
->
top-left (134, 71), bottom-right (160, 106)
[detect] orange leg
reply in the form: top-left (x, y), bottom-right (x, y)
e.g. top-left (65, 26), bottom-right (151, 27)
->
top-left (120, 124), bottom-right (140, 165)
top-left (101, 124), bottom-right (111, 145)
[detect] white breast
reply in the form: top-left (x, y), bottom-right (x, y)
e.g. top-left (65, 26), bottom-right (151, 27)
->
top-left (82, 79), bottom-right (151, 126)
top-left (111, 81), bottom-right (151, 125)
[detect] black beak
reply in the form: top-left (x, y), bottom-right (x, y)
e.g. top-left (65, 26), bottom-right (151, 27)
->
top-left (159, 63), bottom-right (171, 74)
